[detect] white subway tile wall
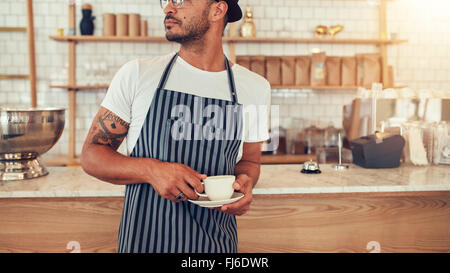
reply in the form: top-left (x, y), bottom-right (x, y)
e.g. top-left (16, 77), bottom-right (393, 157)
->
top-left (1, 0), bottom-right (449, 157)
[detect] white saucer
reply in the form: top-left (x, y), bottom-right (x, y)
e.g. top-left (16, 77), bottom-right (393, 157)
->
top-left (188, 192), bottom-right (244, 208)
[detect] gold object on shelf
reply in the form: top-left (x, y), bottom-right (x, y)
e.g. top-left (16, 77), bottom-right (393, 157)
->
top-left (315, 25), bottom-right (328, 38)
top-left (240, 6), bottom-right (256, 37)
top-left (329, 25), bottom-right (344, 38)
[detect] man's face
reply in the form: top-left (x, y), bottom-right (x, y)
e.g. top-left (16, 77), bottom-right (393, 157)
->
top-left (164, 0), bottom-right (212, 43)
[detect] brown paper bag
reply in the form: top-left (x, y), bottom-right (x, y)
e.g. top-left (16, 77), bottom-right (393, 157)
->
top-left (236, 56), bottom-right (251, 70)
top-left (325, 56), bottom-right (341, 86)
top-left (281, 56), bottom-right (295, 85)
top-left (356, 53), bottom-right (381, 87)
top-left (266, 56), bottom-right (281, 85)
top-left (310, 52), bottom-right (326, 86)
top-left (295, 56), bottom-right (310, 86)
top-left (341, 57), bottom-right (356, 86)
top-left (250, 56), bottom-right (266, 78)
top-left (363, 54), bottom-right (381, 88)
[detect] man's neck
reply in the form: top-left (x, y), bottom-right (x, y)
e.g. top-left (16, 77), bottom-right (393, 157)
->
top-left (177, 33), bottom-right (227, 72)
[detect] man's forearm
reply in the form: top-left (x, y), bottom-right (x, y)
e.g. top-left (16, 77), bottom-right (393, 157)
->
top-left (233, 160), bottom-right (261, 188)
top-left (81, 144), bottom-right (157, 185)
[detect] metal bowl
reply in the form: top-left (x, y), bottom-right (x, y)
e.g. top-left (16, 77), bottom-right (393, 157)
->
top-left (0, 107), bottom-right (65, 181)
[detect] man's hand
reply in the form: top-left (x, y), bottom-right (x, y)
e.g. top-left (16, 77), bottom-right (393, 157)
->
top-left (147, 161), bottom-right (206, 202)
top-left (219, 174), bottom-right (253, 216)
top-left (215, 142), bottom-right (262, 216)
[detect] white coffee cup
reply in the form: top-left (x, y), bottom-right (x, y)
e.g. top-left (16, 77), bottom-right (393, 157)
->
top-left (195, 175), bottom-right (235, 201)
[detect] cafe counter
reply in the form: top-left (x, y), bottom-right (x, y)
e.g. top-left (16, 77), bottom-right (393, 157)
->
top-left (0, 164), bottom-right (449, 252)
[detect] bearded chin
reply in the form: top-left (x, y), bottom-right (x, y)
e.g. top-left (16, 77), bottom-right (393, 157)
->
top-left (166, 32), bottom-right (194, 44)
top-left (165, 20), bottom-right (210, 44)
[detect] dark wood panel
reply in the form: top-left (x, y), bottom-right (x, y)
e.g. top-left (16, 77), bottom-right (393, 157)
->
top-left (0, 197), bottom-right (123, 253)
top-left (1, 193), bottom-right (449, 253)
top-left (261, 154), bottom-right (316, 164)
top-left (236, 194), bottom-right (450, 253)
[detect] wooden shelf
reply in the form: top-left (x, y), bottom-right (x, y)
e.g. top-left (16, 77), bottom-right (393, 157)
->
top-left (0, 74), bottom-right (29, 80)
top-left (225, 37), bottom-right (407, 45)
top-left (50, 85), bottom-right (109, 90)
top-left (271, 85), bottom-right (407, 90)
top-left (261, 154), bottom-right (316, 164)
top-left (273, 85), bottom-right (358, 90)
top-left (1, 2), bottom-right (37, 107)
top-left (44, 154), bottom-right (312, 166)
top-left (49, 35), bottom-right (169, 43)
top-left (0, 27), bottom-right (27, 32)
top-left (49, 84), bottom-right (408, 91)
top-left (49, 35), bottom-right (407, 45)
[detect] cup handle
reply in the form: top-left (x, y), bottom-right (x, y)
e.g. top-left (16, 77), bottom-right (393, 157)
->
top-left (195, 181), bottom-right (208, 197)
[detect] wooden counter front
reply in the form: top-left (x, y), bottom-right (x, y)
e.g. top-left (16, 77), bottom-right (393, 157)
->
top-left (237, 192), bottom-right (450, 253)
top-left (1, 191), bottom-right (449, 252)
top-left (0, 197), bottom-right (123, 253)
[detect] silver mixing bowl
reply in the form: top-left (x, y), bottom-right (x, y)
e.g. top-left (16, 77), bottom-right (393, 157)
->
top-left (0, 107), bottom-right (65, 181)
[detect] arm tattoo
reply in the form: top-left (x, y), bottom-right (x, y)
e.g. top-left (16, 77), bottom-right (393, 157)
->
top-left (103, 111), bottom-right (130, 130)
top-left (89, 110), bottom-right (129, 150)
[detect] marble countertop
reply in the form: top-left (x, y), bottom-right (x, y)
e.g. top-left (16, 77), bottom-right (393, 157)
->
top-left (0, 164), bottom-right (449, 198)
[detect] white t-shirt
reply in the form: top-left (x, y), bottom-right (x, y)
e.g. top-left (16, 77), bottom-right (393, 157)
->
top-left (101, 52), bottom-right (271, 163)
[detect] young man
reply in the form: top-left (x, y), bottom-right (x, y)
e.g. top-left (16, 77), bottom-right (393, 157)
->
top-left (81, 0), bottom-right (271, 253)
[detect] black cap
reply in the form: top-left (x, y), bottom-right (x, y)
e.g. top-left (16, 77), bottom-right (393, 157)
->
top-left (223, 0), bottom-right (242, 23)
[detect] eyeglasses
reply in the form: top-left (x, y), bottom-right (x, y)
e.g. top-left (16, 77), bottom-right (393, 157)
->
top-left (160, 0), bottom-right (185, 9)
top-left (160, 0), bottom-right (221, 9)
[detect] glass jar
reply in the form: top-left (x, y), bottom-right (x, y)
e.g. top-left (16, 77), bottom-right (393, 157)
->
top-left (286, 118), bottom-right (306, 154)
top-left (401, 121), bottom-right (434, 165)
top-left (323, 124), bottom-right (341, 148)
top-left (303, 125), bottom-right (324, 155)
top-left (433, 121), bottom-right (449, 165)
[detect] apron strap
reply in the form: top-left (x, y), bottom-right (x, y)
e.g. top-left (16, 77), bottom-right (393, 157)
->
top-left (225, 56), bottom-right (238, 104)
top-left (157, 53), bottom-right (179, 90)
top-left (158, 53), bottom-right (239, 103)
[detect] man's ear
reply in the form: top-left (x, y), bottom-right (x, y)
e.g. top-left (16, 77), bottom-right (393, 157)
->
top-left (210, 1), bottom-right (228, 23)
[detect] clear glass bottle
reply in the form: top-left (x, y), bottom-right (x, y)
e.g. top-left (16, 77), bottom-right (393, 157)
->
top-left (433, 121), bottom-right (449, 165)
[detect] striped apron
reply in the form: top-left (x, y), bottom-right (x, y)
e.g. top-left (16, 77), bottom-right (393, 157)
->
top-left (117, 53), bottom-right (243, 253)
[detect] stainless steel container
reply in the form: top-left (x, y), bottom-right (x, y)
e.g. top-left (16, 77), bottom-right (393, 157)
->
top-left (0, 107), bottom-right (65, 181)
